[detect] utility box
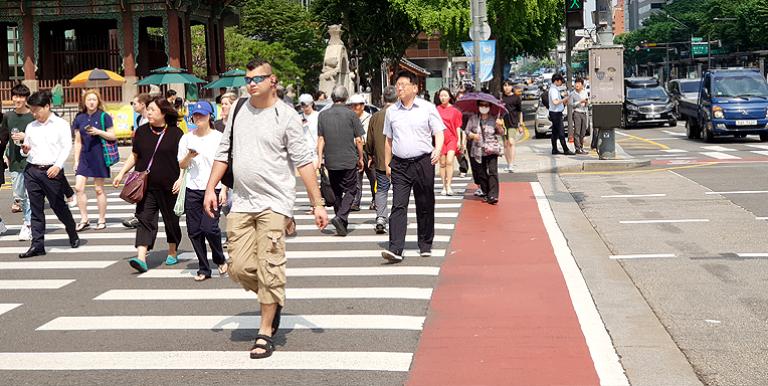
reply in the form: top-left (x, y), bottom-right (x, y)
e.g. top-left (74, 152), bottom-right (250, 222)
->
top-left (589, 45), bottom-right (624, 129)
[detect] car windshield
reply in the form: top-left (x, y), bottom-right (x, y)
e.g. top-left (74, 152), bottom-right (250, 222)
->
top-left (627, 87), bottom-right (668, 100)
top-left (679, 81), bottom-right (700, 93)
top-left (713, 74), bottom-right (768, 98)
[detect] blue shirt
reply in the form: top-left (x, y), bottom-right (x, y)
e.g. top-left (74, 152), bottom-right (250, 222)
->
top-left (383, 98), bottom-right (445, 159)
top-left (548, 85), bottom-right (566, 113)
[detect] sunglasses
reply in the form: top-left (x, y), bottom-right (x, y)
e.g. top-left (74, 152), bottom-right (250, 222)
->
top-left (244, 74), bottom-right (272, 85)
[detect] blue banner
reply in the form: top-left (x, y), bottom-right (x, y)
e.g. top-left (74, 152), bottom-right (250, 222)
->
top-left (461, 40), bottom-right (496, 83)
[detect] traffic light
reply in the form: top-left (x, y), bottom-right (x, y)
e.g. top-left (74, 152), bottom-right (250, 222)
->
top-left (565, 0), bottom-right (584, 29)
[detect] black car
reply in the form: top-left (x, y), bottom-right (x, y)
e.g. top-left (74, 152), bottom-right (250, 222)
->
top-left (624, 78), bottom-right (677, 128)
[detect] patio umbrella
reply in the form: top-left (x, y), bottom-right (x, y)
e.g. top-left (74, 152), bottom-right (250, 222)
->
top-left (136, 72), bottom-right (206, 85)
top-left (454, 92), bottom-right (508, 117)
top-left (203, 69), bottom-right (246, 89)
top-left (150, 65), bottom-right (186, 74)
top-left (69, 68), bottom-right (125, 87)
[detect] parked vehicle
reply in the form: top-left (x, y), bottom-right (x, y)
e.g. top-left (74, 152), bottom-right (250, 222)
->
top-left (522, 86), bottom-right (541, 100)
top-left (534, 104), bottom-right (569, 138)
top-left (623, 77), bottom-right (677, 128)
top-left (678, 68), bottom-right (768, 141)
top-left (667, 78), bottom-right (701, 117)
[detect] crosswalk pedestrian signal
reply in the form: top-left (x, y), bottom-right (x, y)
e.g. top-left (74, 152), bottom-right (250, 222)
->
top-left (565, 0), bottom-right (585, 29)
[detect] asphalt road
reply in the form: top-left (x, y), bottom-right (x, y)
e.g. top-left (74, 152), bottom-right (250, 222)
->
top-left (0, 161), bottom-right (469, 385)
top-left (557, 120), bottom-right (768, 385)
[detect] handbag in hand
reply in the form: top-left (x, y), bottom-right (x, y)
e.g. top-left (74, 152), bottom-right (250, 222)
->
top-left (120, 129), bottom-right (166, 204)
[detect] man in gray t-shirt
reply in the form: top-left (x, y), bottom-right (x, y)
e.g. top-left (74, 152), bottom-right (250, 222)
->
top-left (204, 59), bottom-right (328, 360)
top-left (316, 85), bottom-right (364, 236)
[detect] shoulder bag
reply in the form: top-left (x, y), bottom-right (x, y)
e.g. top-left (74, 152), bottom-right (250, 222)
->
top-left (99, 112), bottom-right (120, 167)
top-left (221, 98), bottom-right (248, 189)
top-left (319, 164), bottom-right (336, 207)
top-left (119, 129), bottom-right (166, 204)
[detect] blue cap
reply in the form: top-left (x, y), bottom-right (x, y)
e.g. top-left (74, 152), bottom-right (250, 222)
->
top-left (190, 102), bottom-right (213, 117)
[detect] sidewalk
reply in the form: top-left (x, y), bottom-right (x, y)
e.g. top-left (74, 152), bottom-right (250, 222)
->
top-left (407, 181), bottom-right (627, 386)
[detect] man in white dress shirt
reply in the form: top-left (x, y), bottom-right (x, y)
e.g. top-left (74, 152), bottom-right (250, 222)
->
top-left (19, 91), bottom-right (79, 258)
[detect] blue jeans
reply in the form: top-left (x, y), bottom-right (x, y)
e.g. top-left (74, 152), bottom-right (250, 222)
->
top-left (11, 171), bottom-right (31, 225)
top-left (374, 169), bottom-right (391, 221)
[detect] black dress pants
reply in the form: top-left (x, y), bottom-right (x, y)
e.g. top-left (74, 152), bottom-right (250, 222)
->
top-left (549, 111), bottom-right (570, 152)
top-left (185, 189), bottom-right (225, 277)
top-left (475, 155), bottom-right (499, 199)
top-left (24, 165), bottom-right (77, 251)
top-left (135, 188), bottom-right (182, 250)
top-left (388, 154), bottom-right (434, 255)
top-left (328, 168), bottom-right (359, 226)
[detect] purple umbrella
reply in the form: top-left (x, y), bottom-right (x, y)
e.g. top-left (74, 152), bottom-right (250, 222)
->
top-left (454, 92), bottom-right (508, 117)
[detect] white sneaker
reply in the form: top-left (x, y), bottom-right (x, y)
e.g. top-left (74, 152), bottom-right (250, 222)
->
top-left (506, 167), bottom-right (514, 173)
top-left (381, 250), bottom-right (403, 263)
top-left (440, 188), bottom-right (447, 196)
top-left (460, 173), bottom-right (467, 178)
top-left (446, 187), bottom-right (454, 196)
top-left (67, 196), bottom-right (77, 209)
top-left (0, 220), bottom-right (7, 235)
top-left (474, 188), bottom-right (484, 197)
top-left (18, 224), bottom-right (31, 241)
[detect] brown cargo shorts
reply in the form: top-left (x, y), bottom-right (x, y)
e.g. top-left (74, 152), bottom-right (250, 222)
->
top-left (226, 210), bottom-right (288, 306)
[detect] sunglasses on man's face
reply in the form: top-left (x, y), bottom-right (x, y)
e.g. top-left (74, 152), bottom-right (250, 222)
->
top-left (244, 74), bottom-right (272, 85)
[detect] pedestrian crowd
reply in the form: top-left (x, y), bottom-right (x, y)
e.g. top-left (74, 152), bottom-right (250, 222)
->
top-left (0, 59), bottom-right (571, 360)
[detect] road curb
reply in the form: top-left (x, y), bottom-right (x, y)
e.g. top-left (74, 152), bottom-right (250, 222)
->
top-left (557, 159), bottom-right (652, 173)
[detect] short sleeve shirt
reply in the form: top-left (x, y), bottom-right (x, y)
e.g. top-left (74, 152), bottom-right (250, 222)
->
top-left (548, 85), bottom-right (566, 113)
top-left (317, 104), bottom-right (364, 170)
top-left (132, 124), bottom-right (183, 191)
top-left (177, 130), bottom-right (223, 190)
top-left (383, 98), bottom-right (445, 159)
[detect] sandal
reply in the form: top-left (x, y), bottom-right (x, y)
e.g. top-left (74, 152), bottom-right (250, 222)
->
top-left (94, 222), bottom-right (107, 230)
top-left (218, 263), bottom-right (228, 276)
top-left (10, 201), bottom-right (21, 213)
top-left (272, 304), bottom-right (283, 336)
top-left (250, 334), bottom-right (274, 359)
top-left (194, 274), bottom-right (210, 282)
top-left (75, 222), bottom-right (90, 232)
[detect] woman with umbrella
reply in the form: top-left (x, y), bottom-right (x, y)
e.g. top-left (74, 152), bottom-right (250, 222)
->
top-left (456, 93), bottom-right (507, 205)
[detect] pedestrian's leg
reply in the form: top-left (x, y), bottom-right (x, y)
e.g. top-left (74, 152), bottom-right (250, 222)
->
top-left (157, 189), bottom-right (182, 257)
top-left (339, 169), bottom-right (359, 225)
top-left (374, 170), bottom-right (390, 220)
top-left (10, 171), bottom-right (21, 203)
top-left (474, 156), bottom-right (489, 194)
top-left (185, 189), bottom-right (211, 277)
top-left (365, 164), bottom-right (376, 198)
top-left (44, 169), bottom-right (77, 241)
top-left (486, 156), bottom-right (499, 199)
top-left (504, 135), bottom-right (514, 167)
top-left (134, 190), bottom-right (160, 254)
top-left (388, 158), bottom-right (411, 255)
top-left (203, 189), bottom-right (226, 268)
top-left (74, 175), bottom-right (89, 224)
top-left (328, 170), bottom-right (344, 215)
top-left (24, 168), bottom-right (46, 251)
top-left (445, 150), bottom-right (455, 192)
top-left (412, 156), bottom-right (435, 253)
top-left (352, 169), bottom-right (363, 208)
top-left (439, 155), bottom-right (447, 190)
top-left (573, 113), bottom-right (583, 151)
top-left (251, 210), bottom-right (288, 356)
top-left (13, 172), bottom-right (31, 226)
top-left (578, 113), bottom-right (588, 152)
top-left (591, 128), bottom-right (600, 150)
top-left (557, 116), bottom-right (570, 152)
top-left (549, 112), bottom-right (558, 151)
top-left (93, 178), bottom-right (107, 225)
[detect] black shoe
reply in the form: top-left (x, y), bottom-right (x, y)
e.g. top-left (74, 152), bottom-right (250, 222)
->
top-left (331, 217), bottom-right (348, 236)
top-left (122, 216), bottom-right (139, 228)
top-left (563, 150), bottom-right (575, 155)
top-left (19, 247), bottom-right (46, 259)
top-left (551, 149), bottom-right (561, 155)
top-left (350, 205), bottom-right (361, 212)
top-left (70, 237), bottom-right (80, 249)
top-left (486, 197), bottom-right (499, 205)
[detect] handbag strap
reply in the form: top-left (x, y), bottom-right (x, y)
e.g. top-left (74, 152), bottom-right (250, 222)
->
top-left (146, 128), bottom-right (166, 172)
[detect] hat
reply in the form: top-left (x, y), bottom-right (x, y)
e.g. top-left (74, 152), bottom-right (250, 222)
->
top-left (298, 93), bottom-right (314, 105)
top-left (190, 101), bottom-right (213, 117)
top-left (346, 94), bottom-right (366, 105)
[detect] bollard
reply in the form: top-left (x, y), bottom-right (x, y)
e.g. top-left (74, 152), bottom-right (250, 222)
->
top-left (598, 128), bottom-right (615, 159)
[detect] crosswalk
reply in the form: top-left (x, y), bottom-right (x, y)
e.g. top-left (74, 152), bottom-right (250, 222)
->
top-left (634, 143), bottom-right (768, 161)
top-left (0, 175), bottom-right (470, 382)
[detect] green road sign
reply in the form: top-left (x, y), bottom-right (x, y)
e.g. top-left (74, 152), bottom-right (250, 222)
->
top-left (691, 37), bottom-right (703, 43)
top-left (692, 43), bottom-right (709, 56)
top-left (567, 0), bottom-right (583, 11)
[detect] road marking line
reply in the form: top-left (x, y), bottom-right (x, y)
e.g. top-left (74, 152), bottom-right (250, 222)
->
top-left (609, 254), bottom-right (676, 260)
top-left (705, 190), bottom-right (768, 195)
top-left (0, 304), bottom-right (22, 316)
top-left (615, 131), bottom-right (670, 150)
top-left (756, 217), bottom-right (768, 220)
top-left (0, 245), bottom-right (136, 254)
top-left (661, 149), bottom-right (688, 153)
top-left (38, 315), bottom-right (425, 331)
top-left (94, 287), bottom-right (433, 301)
top-left (0, 351), bottom-right (413, 371)
top-left (662, 130), bottom-right (686, 136)
top-left (531, 182), bottom-right (629, 386)
top-left (700, 151), bottom-right (740, 160)
top-left (0, 261), bottom-right (117, 270)
top-left (736, 253), bottom-right (768, 258)
top-left (0, 279), bottom-right (75, 289)
top-left (619, 219), bottom-right (709, 224)
top-left (177, 249), bottom-right (446, 260)
top-left (139, 266), bottom-right (440, 279)
top-left (746, 144), bottom-right (768, 150)
top-left (701, 145), bottom-right (737, 152)
top-left (750, 151), bottom-right (768, 157)
top-left (601, 194), bottom-right (667, 198)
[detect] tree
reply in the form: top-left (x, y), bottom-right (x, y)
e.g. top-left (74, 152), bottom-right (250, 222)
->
top-left (238, 0), bottom-right (325, 92)
top-left (311, 0), bottom-right (421, 101)
top-left (190, 25), bottom-right (208, 79)
top-left (224, 28), bottom-right (303, 83)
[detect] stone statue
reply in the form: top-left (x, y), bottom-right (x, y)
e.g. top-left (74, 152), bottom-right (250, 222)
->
top-left (319, 25), bottom-right (353, 96)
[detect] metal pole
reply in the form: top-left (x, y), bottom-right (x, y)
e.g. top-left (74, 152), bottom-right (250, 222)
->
top-left (566, 30), bottom-right (574, 142)
top-left (707, 31), bottom-right (712, 71)
top-left (471, 0), bottom-right (482, 87)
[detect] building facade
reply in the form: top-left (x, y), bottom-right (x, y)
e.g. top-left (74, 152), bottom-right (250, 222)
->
top-left (624, 0), bottom-right (665, 31)
top-left (403, 33), bottom-right (449, 97)
top-left (613, 0), bottom-right (625, 34)
top-left (0, 1), bottom-right (239, 103)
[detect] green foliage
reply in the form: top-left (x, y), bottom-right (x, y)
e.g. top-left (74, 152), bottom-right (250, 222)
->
top-left (238, 0), bottom-right (324, 90)
top-left (224, 28), bottom-right (303, 83)
top-left (190, 25), bottom-right (207, 79)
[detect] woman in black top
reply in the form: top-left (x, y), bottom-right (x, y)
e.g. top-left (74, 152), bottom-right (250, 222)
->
top-left (500, 80), bottom-right (524, 173)
top-left (113, 97), bottom-right (184, 273)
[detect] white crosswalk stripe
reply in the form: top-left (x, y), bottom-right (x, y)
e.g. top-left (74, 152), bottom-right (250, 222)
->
top-left (138, 266), bottom-right (441, 278)
top-left (94, 287), bottom-right (433, 300)
top-left (0, 303), bottom-right (22, 316)
top-left (0, 279), bottom-right (75, 289)
top-left (701, 151), bottom-right (741, 160)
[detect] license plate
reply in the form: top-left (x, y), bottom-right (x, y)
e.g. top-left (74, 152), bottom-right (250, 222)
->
top-left (647, 113), bottom-right (660, 119)
top-left (736, 120), bottom-right (757, 126)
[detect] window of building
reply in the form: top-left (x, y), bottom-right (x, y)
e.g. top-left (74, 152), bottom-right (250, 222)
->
top-left (7, 26), bottom-right (22, 80)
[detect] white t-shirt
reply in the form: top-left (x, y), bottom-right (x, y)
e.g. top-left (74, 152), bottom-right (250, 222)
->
top-left (177, 129), bottom-right (223, 190)
top-left (302, 110), bottom-right (319, 154)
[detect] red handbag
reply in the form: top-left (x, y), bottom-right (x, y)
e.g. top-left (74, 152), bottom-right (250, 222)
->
top-left (119, 129), bottom-right (166, 204)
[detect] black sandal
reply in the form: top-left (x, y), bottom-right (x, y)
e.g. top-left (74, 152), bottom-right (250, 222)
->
top-left (250, 334), bottom-right (274, 359)
top-left (272, 304), bottom-right (283, 335)
top-left (75, 222), bottom-right (90, 232)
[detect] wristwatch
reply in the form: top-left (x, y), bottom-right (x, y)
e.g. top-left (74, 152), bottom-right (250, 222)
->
top-left (313, 198), bottom-right (325, 208)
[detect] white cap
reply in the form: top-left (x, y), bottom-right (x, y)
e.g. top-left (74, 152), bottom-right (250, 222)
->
top-left (346, 94), bottom-right (366, 105)
top-left (298, 93), bottom-right (314, 105)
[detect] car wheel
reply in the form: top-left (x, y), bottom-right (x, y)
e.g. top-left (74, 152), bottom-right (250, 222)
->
top-left (701, 123), bottom-right (714, 143)
top-left (534, 129), bottom-right (545, 139)
top-left (686, 118), bottom-right (700, 139)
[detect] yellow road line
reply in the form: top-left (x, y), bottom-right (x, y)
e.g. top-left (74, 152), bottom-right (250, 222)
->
top-left (616, 131), bottom-right (670, 150)
top-left (560, 162), bottom-right (719, 176)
